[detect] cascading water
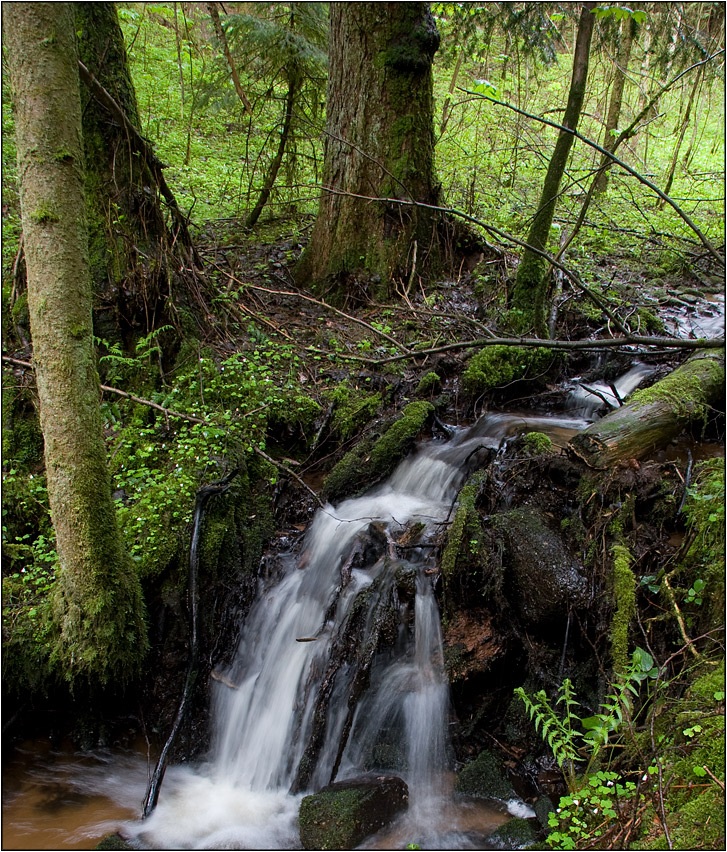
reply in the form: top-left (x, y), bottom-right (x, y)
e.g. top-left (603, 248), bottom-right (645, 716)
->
top-left (127, 411), bottom-right (590, 850)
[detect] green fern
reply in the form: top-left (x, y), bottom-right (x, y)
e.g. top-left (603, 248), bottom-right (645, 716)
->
top-left (515, 650), bottom-right (658, 793)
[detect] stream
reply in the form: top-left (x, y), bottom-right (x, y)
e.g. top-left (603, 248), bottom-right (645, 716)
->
top-left (0, 353), bottom-right (719, 850)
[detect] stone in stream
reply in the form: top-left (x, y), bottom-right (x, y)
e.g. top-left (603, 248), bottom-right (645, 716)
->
top-left (298, 775), bottom-right (409, 850)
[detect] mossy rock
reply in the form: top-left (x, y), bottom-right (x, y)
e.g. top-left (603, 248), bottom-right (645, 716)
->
top-left (496, 507), bottom-right (588, 631)
top-left (463, 346), bottom-right (562, 396)
top-left (95, 834), bottom-right (132, 850)
top-left (485, 816), bottom-right (537, 849)
top-left (322, 401), bottom-right (433, 504)
top-left (414, 370), bottom-right (441, 397)
top-left (454, 748), bottom-right (516, 800)
top-left (298, 775), bottom-right (409, 850)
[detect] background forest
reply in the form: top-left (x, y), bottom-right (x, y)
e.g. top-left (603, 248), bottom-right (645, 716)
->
top-left (2, 2), bottom-right (725, 851)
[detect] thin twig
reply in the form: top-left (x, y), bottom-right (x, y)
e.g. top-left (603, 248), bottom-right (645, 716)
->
top-left (253, 446), bottom-right (325, 509)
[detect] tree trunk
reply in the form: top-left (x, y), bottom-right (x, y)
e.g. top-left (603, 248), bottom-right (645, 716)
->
top-left (5, 2), bottom-right (147, 686)
top-left (206, 1), bottom-right (252, 112)
top-left (295, 2), bottom-right (443, 299)
top-left (510, 2), bottom-right (595, 336)
top-left (593, 16), bottom-right (638, 195)
top-left (74, 2), bottom-right (191, 343)
top-left (568, 350), bottom-right (725, 469)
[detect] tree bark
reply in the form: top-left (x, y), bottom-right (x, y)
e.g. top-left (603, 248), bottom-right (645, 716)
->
top-left (568, 350), bottom-right (725, 469)
top-left (245, 65), bottom-right (301, 228)
top-left (594, 15), bottom-right (638, 195)
top-left (206, 1), bottom-right (253, 112)
top-left (296, 2), bottom-right (444, 299)
top-left (511, 2), bottom-right (595, 336)
top-left (5, 2), bottom-right (147, 686)
top-left (74, 2), bottom-right (194, 343)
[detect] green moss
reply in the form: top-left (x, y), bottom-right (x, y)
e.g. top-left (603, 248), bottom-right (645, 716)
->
top-left (325, 381), bottom-right (382, 441)
top-left (455, 748), bottom-right (517, 799)
top-left (633, 661), bottom-right (725, 851)
top-left (635, 307), bottom-right (666, 335)
top-left (610, 543), bottom-right (636, 674)
top-left (463, 346), bottom-right (560, 396)
top-left (323, 401), bottom-right (433, 504)
top-left (441, 471), bottom-right (486, 582)
top-left (414, 371), bottom-right (440, 397)
top-left (630, 357), bottom-right (724, 421)
top-left (30, 204), bottom-right (59, 224)
top-left (488, 817), bottom-right (538, 849)
top-left (521, 431), bottom-right (553, 456)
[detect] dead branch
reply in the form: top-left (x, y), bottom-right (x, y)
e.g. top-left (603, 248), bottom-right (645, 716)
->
top-left (222, 272), bottom-right (413, 355)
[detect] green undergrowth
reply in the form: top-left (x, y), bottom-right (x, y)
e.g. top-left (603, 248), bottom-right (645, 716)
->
top-left (1, 332), bottom-right (325, 692)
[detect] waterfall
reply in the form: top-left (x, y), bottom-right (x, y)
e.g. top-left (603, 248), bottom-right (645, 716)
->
top-left (128, 411), bottom-right (586, 849)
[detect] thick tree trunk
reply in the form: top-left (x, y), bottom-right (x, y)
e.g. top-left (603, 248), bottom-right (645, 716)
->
top-left (568, 350), bottom-right (725, 469)
top-left (5, 2), bottom-right (147, 685)
top-left (511, 2), bottom-right (595, 336)
top-left (296, 2), bottom-right (443, 299)
top-left (74, 2), bottom-right (191, 342)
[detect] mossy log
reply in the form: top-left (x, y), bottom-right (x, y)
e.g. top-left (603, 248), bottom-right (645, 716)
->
top-left (568, 350), bottom-right (725, 469)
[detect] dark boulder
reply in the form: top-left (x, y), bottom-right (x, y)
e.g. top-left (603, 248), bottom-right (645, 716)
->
top-left (298, 774), bottom-right (408, 850)
top-left (500, 508), bottom-right (588, 631)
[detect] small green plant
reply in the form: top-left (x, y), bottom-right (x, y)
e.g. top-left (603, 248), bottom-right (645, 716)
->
top-left (545, 768), bottom-right (651, 849)
top-left (515, 647), bottom-right (658, 793)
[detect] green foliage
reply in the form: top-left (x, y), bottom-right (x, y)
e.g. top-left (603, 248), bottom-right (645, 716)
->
top-left (546, 769), bottom-right (646, 849)
top-left (515, 648), bottom-right (658, 794)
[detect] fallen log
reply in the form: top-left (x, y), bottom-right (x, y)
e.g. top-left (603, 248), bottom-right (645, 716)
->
top-left (568, 349), bottom-right (725, 469)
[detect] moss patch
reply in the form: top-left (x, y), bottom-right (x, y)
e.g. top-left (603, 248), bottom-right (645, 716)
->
top-left (610, 543), bottom-right (636, 674)
top-left (463, 346), bottom-right (560, 396)
top-left (455, 748), bottom-right (517, 800)
top-left (322, 401), bottom-right (433, 504)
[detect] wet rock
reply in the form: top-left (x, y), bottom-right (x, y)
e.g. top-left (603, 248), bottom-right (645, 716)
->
top-left (484, 816), bottom-right (538, 849)
top-left (455, 748), bottom-right (517, 800)
top-left (499, 508), bottom-right (588, 631)
top-left (298, 775), bottom-right (408, 850)
top-left (95, 834), bottom-right (132, 851)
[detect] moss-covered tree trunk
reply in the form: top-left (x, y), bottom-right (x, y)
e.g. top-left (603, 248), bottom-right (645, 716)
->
top-left (74, 2), bottom-right (189, 344)
top-left (511, 2), bottom-right (595, 335)
top-left (5, 2), bottom-right (147, 686)
top-left (296, 2), bottom-right (442, 298)
top-left (594, 15), bottom-right (638, 195)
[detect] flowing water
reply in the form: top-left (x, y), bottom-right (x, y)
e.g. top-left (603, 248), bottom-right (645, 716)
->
top-left (1, 358), bottom-right (698, 848)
